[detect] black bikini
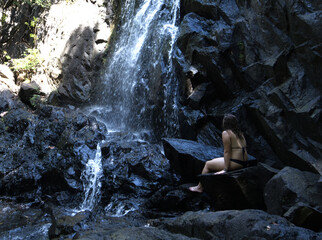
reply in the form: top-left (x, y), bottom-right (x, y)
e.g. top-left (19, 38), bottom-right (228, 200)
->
top-left (230, 146), bottom-right (257, 168)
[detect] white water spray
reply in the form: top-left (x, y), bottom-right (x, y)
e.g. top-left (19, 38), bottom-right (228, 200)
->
top-left (80, 143), bottom-right (103, 211)
top-left (90, 0), bottom-right (181, 137)
top-left (80, 0), bottom-right (181, 212)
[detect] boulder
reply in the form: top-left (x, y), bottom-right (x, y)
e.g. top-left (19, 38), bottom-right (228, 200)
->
top-left (0, 64), bottom-right (17, 92)
top-left (145, 184), bottom-right (211, 213)
top-left (151, 209), bottom-right (321, 240)
top-left (37, 0), bottom-right (113, 106)
top-left (264, 167), bottom-right (322, 216)
top-left (162, 138), bottom-right (223, 182)
top-left (49, 211), bottom-right (91, 239)
top-left (178, 106), bottom-right (208, 141)
top-left (18, 81), bottom-right (42, 107)
top-left (283, 203), bottom-right (322, 232)
top-left (99, 136), bottom-right (176, 210)
top-left (0, 64), bottom-right (20, 111)
top-left (198, 166), bottom-right (264, 210)
top-left (256, 162), bottom-right (280, 189)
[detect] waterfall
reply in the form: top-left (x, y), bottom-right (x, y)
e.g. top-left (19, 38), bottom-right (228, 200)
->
top-left (88, 0), bottom-right (181, 138)
top-left (80, 143), bottom-right (103, 211)
top-left (80, 0), bottom-right (180, 212)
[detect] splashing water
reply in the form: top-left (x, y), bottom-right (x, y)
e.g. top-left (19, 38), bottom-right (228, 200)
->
top-left (80, 143), bottom-right (103, 211)
top-left (89, 0), bottom-right (181, 138)
top-left (80, 0), bottom-right (180, 212)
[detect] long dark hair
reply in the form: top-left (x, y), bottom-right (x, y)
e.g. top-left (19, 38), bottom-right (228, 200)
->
top-left (222, 114), bottom-right (244, 139)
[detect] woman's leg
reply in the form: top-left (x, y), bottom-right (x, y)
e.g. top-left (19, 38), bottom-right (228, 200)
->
top-left (189, 157), bottom-right (225, 192)
top-left (202, 157), bottom-right (225, 174)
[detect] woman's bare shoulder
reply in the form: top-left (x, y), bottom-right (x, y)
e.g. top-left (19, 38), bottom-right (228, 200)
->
top-left (222, 131), bottom-right (231, 142)
top-left (222, 130), bottom-right (230, 137)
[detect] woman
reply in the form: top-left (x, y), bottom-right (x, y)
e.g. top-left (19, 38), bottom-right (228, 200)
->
top-left (189, 114), bottom-right (248, 193)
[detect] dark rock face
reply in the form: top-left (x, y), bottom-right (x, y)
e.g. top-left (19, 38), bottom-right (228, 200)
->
top-left (151, 209), bottom-right (322, 240)
top-left (199, 167), bottom-right (265, 210)
top-left (18, 81), bottom-right (44, 108)
top-left (0, 201), bottom-right (51, 240)
top-left (145, 184), bottom-right (211, 214)
top-left (98, 135), bottom-right (180, 216)
top-left (264, 167), bottom-right (322, 216)
top-left (0, 105), bottom-right (106, 204)
top-left (43, 0), bottom-right (116, 106)
top-left (283, 203), bottom-right (322, 232)
top-left (48, 26), bottom-right (96, 105)
top-left (176, 0), bottom-right (322, 174)
top-left (162, 138), bottom-right (223, 182)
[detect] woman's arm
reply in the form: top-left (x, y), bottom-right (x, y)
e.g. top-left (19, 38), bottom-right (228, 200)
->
top-left (222, 130), bottom-right (232, 171)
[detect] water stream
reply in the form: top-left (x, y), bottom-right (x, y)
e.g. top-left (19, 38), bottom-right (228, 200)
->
top-left (80, 143), bottom-right (103, 211)
top-left (81, 0), bottom-right (180, 212)
top-left (87, 0), bottom-right (180, 138)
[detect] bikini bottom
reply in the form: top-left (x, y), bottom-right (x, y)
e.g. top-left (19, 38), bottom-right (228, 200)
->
top-left (230, 159), bottom-right (257, 168)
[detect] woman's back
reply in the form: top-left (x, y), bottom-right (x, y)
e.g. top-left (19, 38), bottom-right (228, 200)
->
top-left (227, 130), bottom-right (248, 161)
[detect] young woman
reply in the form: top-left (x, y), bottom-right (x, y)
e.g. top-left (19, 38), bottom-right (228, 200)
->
top-left (189, 114), bottom-right (248, 193)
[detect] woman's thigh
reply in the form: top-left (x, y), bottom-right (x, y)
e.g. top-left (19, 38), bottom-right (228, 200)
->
top-left (205, 157), bottom-right (225, 172)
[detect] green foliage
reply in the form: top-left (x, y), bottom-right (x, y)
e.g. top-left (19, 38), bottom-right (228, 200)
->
top-left (11, 48), bottom-right (43, 73)
top-left (1, 13), bottom-right (7, 24)
top-left (25, 17), bottom-right (39, 43)
top-left (3, 51), bottom-right (11, 61)
top-left (25, 0), bottom-right (52, 8)
top-left (30, 94), bottom-right (42, 108)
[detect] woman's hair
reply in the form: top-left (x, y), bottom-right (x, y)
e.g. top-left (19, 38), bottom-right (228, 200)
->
top-left (222, 114), bottom-right (244, 139)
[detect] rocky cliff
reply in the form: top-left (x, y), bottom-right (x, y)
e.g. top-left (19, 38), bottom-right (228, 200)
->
top-left (175, 0), bottom-right (322, 174)
top-left (1, 0), bottom-right (115, 103)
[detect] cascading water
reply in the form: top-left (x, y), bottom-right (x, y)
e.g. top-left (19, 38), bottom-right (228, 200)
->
top-left (80, 143), bottom-right (103, 211)
top-left (81, 0), bottom-right (180, 212)
top-left (88, 0), bottom-right (181, 138)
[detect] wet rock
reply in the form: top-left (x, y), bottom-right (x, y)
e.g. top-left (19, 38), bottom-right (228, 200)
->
top-left (180, 0), bottom-right (218, 20)
top-left (264, 167), bottom-right (322, 216)
top-left (151, 209), bottom-right (322, 240)
top-left (49, 211), bottom-right (91, 239)
top-left (0, 106), bottom-right (106, 204)
top-left (283, 203), bottom-right (322, 232)
top-left (100, 138), bottom-right (174, 208)
top-left (162, 138), bottom-right (223, 182)
top-left (0, 200), bottom-right (50, 240)
top-left (145, 184), bottom-right (211, 213)
top-left (178, 106), bottom-right (207, 141)
top-left (198, 166), bottom-right (264, 210)
top-left (79, 225), bottom-right (198, 240)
